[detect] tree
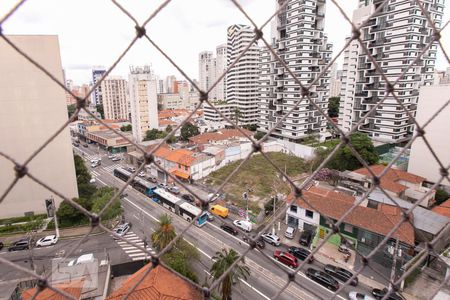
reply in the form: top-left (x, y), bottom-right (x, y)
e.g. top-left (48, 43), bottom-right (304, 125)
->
top-left (165, 125), bottom-right (173, 134)
top-left (233, 108), bottom-right (242, 126)
top-left (162, 239), bottom-right (200, 283)
top-left (152, 214), bottom-right (176, 251)
top-left (143, 129), bottom-right (167, 141)
top-left (74, 155), bottom-right (91, 185)
top-left (435, 189), bottom-right (449, 205)
top-left (91, 187), bottom-right (122, 220)
top-left (314, 133), bottom-right (379, 171)
top-left (67, 104), bottom-right (77, 119)
top-left (180, 123), bottom-right (199, 141)
top-left (120, 124), bottom-right (132, 132)
top-left (56, 198), bottom-right (91, 227)
top-left (96, 104), bottom-right (104, 119)
top-left (254, 131), bottom-right (265, 141)
top-left (243, 124), bottom-right (258, 132)
top-left (328, 97), bottom-right (340, 118)
top-left (210, 248), bottom-right (250, 300)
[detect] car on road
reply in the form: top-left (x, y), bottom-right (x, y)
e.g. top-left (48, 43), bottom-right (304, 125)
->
top-left (126, 167), bottom-right (136, 173)
top-left (206, 212), bottom-right (215, 222)
top-left (181, 193), bottom-right (195, 203)
top-left (89, 178), bottom-right (96, 184)
top-left (108, 154), bottom-right (116, 159)
top-left (285, 226), bottom-right (296, 239)
top-left (306, 268), bottom-right (339, 291)
top-left (0, 241), bottom-right (4, 250)
top-left (36, 235), bottom-right (58, 247)
top-left (208, 193), bottom-right (220, 202)
top-left (274, 250), bottom-right (298, 268)
top-left (324, 264), bottom-right (358, 286)
top-left (90, 158), bottom-right (101, 164)
top-left (371, 288), bottom-right (406, 300)
top-left (233, 220), bottom-right (252, 232)
top-left (242, 235), bottom-right (265, 249)
top-left (220, 224), bottom-right (238, 236)
top-left (82, 144), bottom-right (88, 148)
top-left (138, 171), bottom-right (146, 177)
top-left (91, 162), bottom-right (100, 168)
top-left (299, 230), bottom-right (313, 247)
top-left (113, 223), bottom-right (131, 239)
top-left (8, 239), bottom-right (30, 251)
top-left (168, 186), bottom-right (180, 194)
top-left (146, 176), bottom-right (157, 183)
top-left (288, 246), bottom-right (314, 263)
top-left (348, 292), bottom-right (376, 300)
top-left (73, 142), bottom-right (79, 147)
top-left (158, 183), bottom-right (169, 190)
top-left (261, 233), bottom-right (281, 246)
top-left (68, 253), bottom-right (95, 267)
top-left (111, 156), bottom-right (121, 162)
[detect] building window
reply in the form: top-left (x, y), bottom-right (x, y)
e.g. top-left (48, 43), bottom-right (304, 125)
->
top-left (305, 210), bottom-right (314, 218)
top-left (344, 224), bottom-right (353, 233)
top-left (290, 205), bottom-right (298, 213)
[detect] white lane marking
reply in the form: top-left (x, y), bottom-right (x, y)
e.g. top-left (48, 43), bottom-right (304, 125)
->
top-left (123, 198), bottom-right (158, 222)
top-left (131, 256), bottom-right (146, 261)
top-left (207, 222), bottom-right (246, 245)
top-left (97, 178), bottom-right (107, 186)
top-left (124, 249), bottom-right (146, 254)
top-left (128, 252), bottom-right (147, 257)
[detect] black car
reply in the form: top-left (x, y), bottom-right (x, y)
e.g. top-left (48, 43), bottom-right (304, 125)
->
top-left (0, 241), bottom-right (4, 250)
top-left (372, 288), bottom-right (406, 300)
top-left (181, 194), bottom-right (195, 203)
top-left (220, 224), bottom-right (238, 236)
top-left (8, 239), bottom-right (30, 251)
top-left (242, 235), bottom-right (265, 249)
top-left (324, 264), bottom-right (358, 286)
top-left (288, 246), bottom-right (314, 263)
top-left (82, 144), bottom-right (88, 148)
top-left (299, 230), bottom-right (313, 247)
top-left (146, 176), bottom-right (157, 183)
top-left (306, 268), bottom-right (339, 291)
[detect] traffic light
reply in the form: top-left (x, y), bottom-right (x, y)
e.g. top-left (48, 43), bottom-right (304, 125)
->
top-left (45, 199), bottom-right (54, 218)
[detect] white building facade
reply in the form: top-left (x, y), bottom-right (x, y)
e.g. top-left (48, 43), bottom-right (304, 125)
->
top-left (259, 0), bottom-right (333, 140)
top-left (128, 66), bottom-right (158, 143)
top-left (199, 51), bottom-right (217, 100)
top-left (338, 0), bottom-right (444, 142)
top-left (226, 24), bottom-right (260, 125)
top-left (91, 66), bottom-right (106, 106)
top-left (215, 43), bottom-right (227, 101)
top-left (101, 76), bottom-right (129, 120)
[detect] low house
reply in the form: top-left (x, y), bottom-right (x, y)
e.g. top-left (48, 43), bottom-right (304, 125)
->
top-left (188, 128), bottom-right (252, 150)
top-left (286, 186), bottom-right (415, 261)
top-left (21, 279), bottom-right (85, 300)
top-left (106, 264), bottom-right (201, 300)
top-left (340, 165), bottom-right (436, 207)
top-left (432, 198), bottom-right (450, 219)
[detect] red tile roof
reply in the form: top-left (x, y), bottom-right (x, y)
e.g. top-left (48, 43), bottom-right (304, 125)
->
top-left (289, 186), bottom-right (415, 245)
top-left (189, 129), bottom-right (252, 145)
top-left (106, 265), bottom-right (201, 300)
top-left (151, 146), bottom-right (196, 166)
top-left (432, 198), bottom-right (450, 218)
top-left (22, 279), bottom-right (84, 300)
top-left (353, 165), bottom-right (425, 194)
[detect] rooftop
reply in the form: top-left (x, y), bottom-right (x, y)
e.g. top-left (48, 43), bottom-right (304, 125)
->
top-left (89, 130), bottom-right (133, 141)
top-left (22, 279), bottom-right (84, 300)
top-left (289, 186), bottom-right (415, 245)
top-left (353, 164), bottom-right (425, 194)
top-left (189, 129), bottom-right (252, 145)
top-left (432, 198), bottom-right (450, 218)
top-left (106, 264), bottom-right (201, 300)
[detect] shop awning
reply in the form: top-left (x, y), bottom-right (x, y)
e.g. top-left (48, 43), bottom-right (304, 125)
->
top-left (171, 169), bottom-right (190, 179)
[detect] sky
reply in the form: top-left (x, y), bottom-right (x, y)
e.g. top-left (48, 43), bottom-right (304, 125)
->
top-left (1, 0), bottom-right (449, 85)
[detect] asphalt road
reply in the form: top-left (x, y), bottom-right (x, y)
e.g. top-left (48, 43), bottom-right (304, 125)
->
top-left (72, 143), bottom-right (377, 300)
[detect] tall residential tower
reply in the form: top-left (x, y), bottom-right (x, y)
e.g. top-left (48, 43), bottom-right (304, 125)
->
top-left (259, 0), bottom-right (332, 140)
top-left (101, 76), bottom-right (129, 120)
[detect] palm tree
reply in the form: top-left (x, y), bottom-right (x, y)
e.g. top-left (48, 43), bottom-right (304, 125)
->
top-left (151, 214), bottom-right (176, 251)
top-left (210, 248), bottom-right (250, 300)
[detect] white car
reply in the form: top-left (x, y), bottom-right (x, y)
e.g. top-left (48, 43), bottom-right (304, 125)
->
top-left (113, 223), bottom-right (131, 239)
top-left (89, 178), bottom-right (96, 184)
top-left (36, 235), bottom-right (58, 247)
top-left (261, 233), bottom-right (281, 246)
top-left (348, 292), bottom-right (376, 300)
top-left (233, 220), bottom-right (252, 232)
top-left (90, 158), bottom-right (101, 164)
top-left (138, 171), bottom-right (146, 177)
top-left (208, 193), bottom-right (220, 202)
top-left (68, 253), bottom-right (94, 267)
top-left (108, 154), bottom-right (116, 159)
top-left (168, 186), bottom-right (180, 194)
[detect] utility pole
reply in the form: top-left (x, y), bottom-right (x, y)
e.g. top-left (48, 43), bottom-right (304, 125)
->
top-left (52, 196), bottom-right (60, 238)
top-left (272, 195), bottom-right (277, 235)
top-left (389, 238), bottom-right (400, 290)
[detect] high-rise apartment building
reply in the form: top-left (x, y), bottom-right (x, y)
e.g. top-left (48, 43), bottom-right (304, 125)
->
top-left (226, 24), bottom-right (261, 125)
top-left (329, 64), bottom-right (343, 98)
top-left (199, 51), bottom-right (218, 100)
top-left (259, 1), bottom-right (332, 140)
top-left (0, 35), bottom-right (78, 218)
top-left (91, 66), bottom-right (106, 106)
top-left (101, 76), bottom-right (129, 120)
top-left (129, 66), bottom-right (158, 143)
top-left (215, 44), bottom-right (227, 101)
top-left (339, 0), bottom-right (444, 142)
top-left (165, 75), bottom-right (177, 94)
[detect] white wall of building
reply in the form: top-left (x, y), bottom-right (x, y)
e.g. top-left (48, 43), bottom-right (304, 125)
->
top-left (286, 205), bottom-right (320, 231)
top-left (0, 35), bottom-right (78, 218)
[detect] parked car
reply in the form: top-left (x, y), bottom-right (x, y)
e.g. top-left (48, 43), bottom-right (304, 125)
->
top-left (111, 156), bottom-right (121, 162)
top-left (349, 292), bottom-right (376, 300)
top-left (158, 183), bottom-right (169, 190)
top-left (138, 171), bottom-right (146, 177)
top-left (371, 288), bottom-right (406, 300)
top-left (306, 268), bottom-right (339, 291)
top-left (8, 239), bottom-right (30, 251)
top-left (206, 212), bottom-right (215, 222)
top-left (89, 178), bottom-right (96, 184)
top-left (82, 144), bottom-right (88, 148)
top-left (220, 224), bottom-right (238, 236)
top-left (242, 235), bottom-right (265, 249)
top-left (261, 233), bottom-right (281, 246)
top-left (114, 223), bottom-right (131, 239)
top-left (274, 250), bottom-right (298, 268)
top-left (168, 186), bottom-right (180, 194)
top-left (108, 154), bottom-right (116, 159)
top-left (126, 167), bottom-right (136, 173)
top-left (90, 158), bottom-right (101, 164)
top-left (338, 243), bottom-right (351, 255)
top-left (288, 246), bottom-right (314, 263)
top-left (0, 241), bottom-right (4, 250)
top-left (285, 226), bottom-right (296, 239)
top-left (181, 193), bottom-right (195, 203)
top-left (91, 162), bottom-right (100, 168)
top-left (36, 235), bottom-right (58, 247)
top-left (146, 176), bottom-right (158, 183)
top-left (208, 193), bottom-right (220, 202)
top-left (68, 253), bottom-right (94, 267)
top-left (324, 264), bottom-right (358, 286)
top-left (299, 230), bottom-right (313, 247)
top-left (233, 220), bottom-right (252, 232)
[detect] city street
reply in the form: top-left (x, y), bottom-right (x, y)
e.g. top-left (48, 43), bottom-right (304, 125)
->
top-left (72, 143), bottom-right (378, 300)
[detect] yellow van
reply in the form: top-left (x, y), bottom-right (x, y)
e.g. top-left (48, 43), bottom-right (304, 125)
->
top-left (210, 205), bottom-right (229, 218)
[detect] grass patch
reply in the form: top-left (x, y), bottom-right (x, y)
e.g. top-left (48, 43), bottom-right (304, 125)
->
top-left (0, 218), bottom-right (46, 235)
top-left (0, 214), bottom-right (47, 226)
top-left (206, 152), bottom-right (307, 201)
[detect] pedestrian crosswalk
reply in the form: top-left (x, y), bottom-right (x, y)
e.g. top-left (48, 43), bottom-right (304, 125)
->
top-left (103, 164), bottom-right (123, 173)
top-left (114, 231), bottom-right (152, 261)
